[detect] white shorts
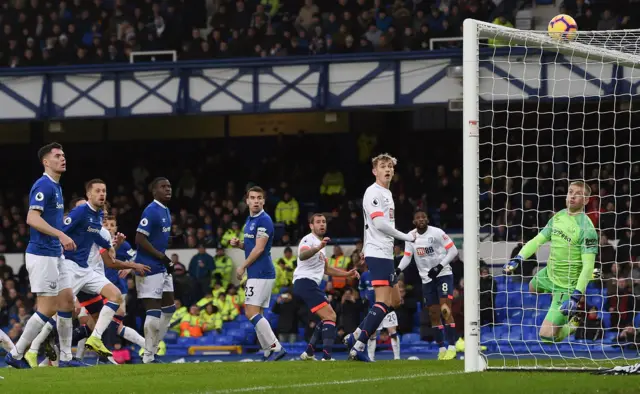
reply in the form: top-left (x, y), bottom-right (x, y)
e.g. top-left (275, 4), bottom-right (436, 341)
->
top-left (244, 278), bottom-right (275, 309)
top-left (135, 272), bottom-right (174, 299)
top-left (377, 311), bottom-right (398, 331)
top-left (25, 253), bottom-right (65, 296)
top-left (60, 259), bottom-right (111, 296)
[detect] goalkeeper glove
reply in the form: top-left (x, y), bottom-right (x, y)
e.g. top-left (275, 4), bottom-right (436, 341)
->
top-left (428, 264), bottom-right (444, 280)
top-left (503, 255), bottom-right (522, 274)
top-left (161, 255), bottom-right (175, 274)
top-left (560, 290), bottom-right (583, 316)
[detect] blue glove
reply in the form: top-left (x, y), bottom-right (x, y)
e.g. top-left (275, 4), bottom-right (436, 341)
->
top-left (560, 290), bottom-right (583, 316)
top-left (503, 255), bottom-right (522, 274)
top-left (428, 264), bottom-right (444, 280)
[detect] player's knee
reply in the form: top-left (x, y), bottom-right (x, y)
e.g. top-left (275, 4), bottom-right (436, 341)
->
top-left (440, 303), bottom-right (452, 319)
top-left (539, 324), bottom-right (554, 339)
top-left (429, 308), bottom-right (441, 326)
top-left (102, 285), bottom-right (122, 303)
top-left (529, 281), bottom-right (537, 293)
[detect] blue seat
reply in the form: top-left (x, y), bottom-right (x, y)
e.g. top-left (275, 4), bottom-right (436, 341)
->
top-left (212, 335), bottom-right (232, 345)
top-left (223, 322), bottom-right (241, 332)
top-left (177, 337), bottom-right (198, 346)
top-left (495, 292), bottom-right (507, 308)
top-left (586, 295), bottom-right (604, 310)
top-left (536, 294), bottom-right (552, 308)
top-left (163, 331), bottom-right (178, 344)
top-left (402, 333), bottom-right (420, 344)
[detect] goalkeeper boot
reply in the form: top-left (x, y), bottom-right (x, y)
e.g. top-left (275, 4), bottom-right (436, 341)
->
top-left (85, 336), bottom-right (112, 358)
top-left (437, 348), bottom-right (447, 360)
top-left (455, 337), bottom-right (465, 352)
top-left (442, 347), bottom-right (457, 361)
top-left (24, 350), bottom-right (39, 368)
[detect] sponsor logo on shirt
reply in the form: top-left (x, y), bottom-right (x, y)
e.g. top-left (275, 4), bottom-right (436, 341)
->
top-left (585, 238), bottom-right (597, 247)
top-left (552, 228), bottom-right (572, 243)
top-left (162, 227), bottom-right (171, 233)
top-left (87, 227), bottom-right (101, 233)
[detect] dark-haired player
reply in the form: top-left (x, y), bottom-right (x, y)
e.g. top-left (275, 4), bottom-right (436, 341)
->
top-left (135, 177), bottom-right (175, 364)
top-left (397, 210), bottom-right (459, 360)
top-left (295, 214), bottom-right (359, 361)
top-left (231, 186), bottom-right (286, 361)
top-left (6, 143), bottom-right (77, 369)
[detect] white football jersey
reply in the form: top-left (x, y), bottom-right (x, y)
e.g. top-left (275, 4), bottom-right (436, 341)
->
top-left (362, 183), bottom-right (395, 259)
top-left (88, 227), bottom-right (111, 276)
top-left (404, 226), bottom-right (455, 284)
top-left (293, 233), bottom-right (327, 285)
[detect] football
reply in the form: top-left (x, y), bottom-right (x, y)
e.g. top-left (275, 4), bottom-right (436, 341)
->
top-left (548, 14), bottom-right (578, 40)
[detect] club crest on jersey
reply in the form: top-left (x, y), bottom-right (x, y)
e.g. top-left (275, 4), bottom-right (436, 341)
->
top-left (428, 237), bottom-right (435, 243)
top-left (250, 223), bottom-right (256, 231)
top-left (35, 192), bottom-right (44, 201)
top-left (64, 217), bottom-right (72, 225)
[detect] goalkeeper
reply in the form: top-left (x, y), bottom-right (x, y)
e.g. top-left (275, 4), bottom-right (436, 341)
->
top-left (504, 181), bottom-right (598, 343)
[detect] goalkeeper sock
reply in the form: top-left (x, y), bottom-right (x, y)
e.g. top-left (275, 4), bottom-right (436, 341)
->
top-left (433, 325), bottom-right (446, 351)
top-left (445, 323), bottom-right (457, 351)
top-left (321, 320), bottom-right (336, 359)
top-left (306, 321), bottom-right (323, 356)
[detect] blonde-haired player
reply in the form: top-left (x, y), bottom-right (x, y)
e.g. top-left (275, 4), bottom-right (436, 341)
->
top-left (504, 181), bottom-right (598, 343)
top-left (346, 153), bottom-right (415, 362)
top-left (295, 214), bottom-right (359, 361)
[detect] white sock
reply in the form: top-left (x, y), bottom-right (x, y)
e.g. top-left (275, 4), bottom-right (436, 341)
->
top-left (119, 326), bottom-right (146, 349)
top-left (91, 301), bottom-right (119, 340)
top-left (38, 358), bottom-right (50, 367)
top-left (76, 338), bottom-right (87, 360)
top-left (353, 327), bottom-right (362, 338)
top-left (391, 335), bottom-right (400, 360)
top-left (253, 315), bottom-right (281, 352)
top-left (11, 311), bottom-right (48, 358)
top-left (439, 346), bottom-right (446, 352)
top-left (367, 336), bottom-right (376, 360)
top-left (156, 307), bottom-right (175, 351)
top-left (0, 328), bottom-right (15, 353)
top-left (57, 312), bottom-right (73, 362)
top-left (448, 345), bottom-right (456, 352)
top-left (354, 340), bottom-right (366, 352)
top-left (29, 320), bottom-right (54, 353)
top-left (143, 310), bottom-right (161, 363)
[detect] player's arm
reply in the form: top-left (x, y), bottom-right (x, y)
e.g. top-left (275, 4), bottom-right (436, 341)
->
top-left (27, 186), bottom-right (76, 250)
top-left (240, 223), bottom-right (271, 269)
top-left (325, 258), bottom-right (360, 279)
top-left (427, 230), bottom-right (458, 279)
top-left (560, 232), bottom-right (598, 315)
top-left (230, 238), bottom-right (244, 250)
top-left (298, 238), bottom-right (329, 261)
top-left (396, 235), bottom-right (415, 275)
top-left (100, 248), bottom-right (151, 275)
top-left (504, 216), bottom-right (553, 273)
top-left (371, 215), bottom-right (414, 242)
top-left (135, 213), bottom-right (174, 272)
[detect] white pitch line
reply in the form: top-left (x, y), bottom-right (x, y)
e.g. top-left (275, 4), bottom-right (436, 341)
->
top-left (208, 371), bottom-right (465, 393)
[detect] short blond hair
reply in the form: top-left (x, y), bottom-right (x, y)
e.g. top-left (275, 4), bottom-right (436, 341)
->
top-left (371, 153), bottom-right (398, 168)
top-left (570, 181), bottom-right (592, 196)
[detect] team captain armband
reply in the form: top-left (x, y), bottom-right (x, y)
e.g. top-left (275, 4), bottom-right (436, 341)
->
top-left (257, 227), bottom-right (269, 238)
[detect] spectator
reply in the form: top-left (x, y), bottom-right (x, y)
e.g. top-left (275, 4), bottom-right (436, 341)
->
top-left (329, 246), bottom-right (351, 290)
top-left (272, 289), bottom-right (299, 344)
top-left (220, 221), bottom-right (242, 248)
top-left (479, 266), bottom-right (496, 326)
top-left (200, 303), bottom-right (223, 333)
top-left (189, 244), bottom-right (215, 299)
top-left (0, 255), bottom-right (13, 280)
top-left (575, 306), bottom-right (604, 341)
top-left (212, 246), bottom-right (234, 288)
top-left (296, 0), bottom-right (319, 32)
top-left (179, 305), bottom-right (204, 337)
top-left (275, 259), bottom-right (290, 292)
top-left (276, 246), bottom-right (296, 284)
top-left (173, 260), bottom-right (196, 307)
top-left (510, 241), bottom-right (538, 280)
top-left (337, 287), bottom-right (366, 333)
top-left (275, 191), bottom-right (299, 237)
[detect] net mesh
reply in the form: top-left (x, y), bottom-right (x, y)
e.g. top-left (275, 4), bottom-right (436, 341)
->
top-left (476, 25), bottom-right (640, 370)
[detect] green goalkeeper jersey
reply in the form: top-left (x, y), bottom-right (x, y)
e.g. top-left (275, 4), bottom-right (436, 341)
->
top-left (539, 209), bottom-right (598, 290)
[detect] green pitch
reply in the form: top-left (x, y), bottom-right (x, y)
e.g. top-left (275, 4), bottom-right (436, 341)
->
top-left (0, 360), bottom-right (637, 394)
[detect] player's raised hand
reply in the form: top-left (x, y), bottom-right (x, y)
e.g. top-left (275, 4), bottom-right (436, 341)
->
top-left (319, 237), bottom-right (330, 248)
top-left (560, 290), bottom-right (583, 317)
top-left (230, 237), bottom-right (240, 247)
top-left (59, 233), bottom-right (76, 251)
top-left (119, 268), bottom-right (132, 278)
top-left (236, 266), bottom-right (246, 281)
top-left (133, 263), bottom-right (152, 276)
top-left (114, 232), bottom-right (126, 248)
top-left (503, 255), bottom-right (522, 274)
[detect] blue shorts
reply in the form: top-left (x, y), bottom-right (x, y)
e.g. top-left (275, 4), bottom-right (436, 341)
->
top-left (422, 275), bottom-right (454, 306)
top-left (77, 291), bottom-right (104, 315)
top-left (293, 278), bottom-right (328, 313)
top-left (366, 257), bottom-right (396, 287)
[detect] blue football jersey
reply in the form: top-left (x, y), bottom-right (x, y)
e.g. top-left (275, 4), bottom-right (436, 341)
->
top-left (105, 240), bottom-right (135, 294)
top-left (63, 203), bottom-right (112, 268)
top-left (26, 174), bottom-right (65, 257)
top-left (359, 270), bottom-right (375, 305)
top-left (243, 210), bottom-right (275, 279)
top-left (135, 200), bottom-right (171, 276)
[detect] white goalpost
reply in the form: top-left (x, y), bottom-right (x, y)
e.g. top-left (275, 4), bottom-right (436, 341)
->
top-left (463, 18), bottom-right (640, 372)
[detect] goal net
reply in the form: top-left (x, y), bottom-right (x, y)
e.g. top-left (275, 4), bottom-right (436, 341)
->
top-left (462, 19), bottom-right (640, 372)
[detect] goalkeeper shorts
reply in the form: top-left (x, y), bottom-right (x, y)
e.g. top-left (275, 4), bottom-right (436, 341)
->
top-left (530, 267), bottom-right (572, 326)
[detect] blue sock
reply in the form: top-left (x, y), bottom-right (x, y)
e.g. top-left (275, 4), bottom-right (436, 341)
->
top-left (357, 303), bottom-right (389, 343)
top-left (433, 326), bottom-right (445, 348)
top-left (306, 322), bottom-right (323, 356)
top-left (72, 325), bottom-right (90, 345)
top-left (445, 323), bottom-right (457, 347)
top-left (321, 320), bottom-right (336, 359)
top-left (109, 315), bottom-right (125, 334)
